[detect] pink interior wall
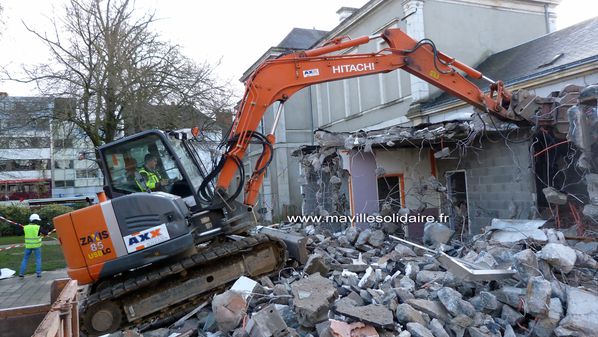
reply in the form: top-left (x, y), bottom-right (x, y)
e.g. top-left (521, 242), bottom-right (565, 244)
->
top-left (349, 151), bottom-right (379, 227)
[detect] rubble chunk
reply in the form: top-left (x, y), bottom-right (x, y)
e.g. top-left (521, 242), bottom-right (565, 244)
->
top-left (272, 284), bottom-right (290, 305)
top-left (340, 269), bottom-right (360, 287)
top-left (394, 243), bottom-right (417, 257)
top-left (428, 318), bottom-right (450, 337)
top-left (212, 291), bottom-right (247, 333)
top-left (246, 304), bottom-right (290, 337)
top-left (356, 229), bottom-right (371, 246)
top-left (334, 298), bottom-right (394, 329)
top-left (473, 251), bottom-right (498, 269)
top-left (525, 276), bottom-right (551, 316)
top-left (395, 303), bottom-right (428, 326)
top-left (470, 291), bottom-right (499, 312)
top-left (423, 222), bottom-right (454, 247)
top-left (558, 287), bottom-right (598, 336)
top-left (230, 276), bottom-right (259, 299)
top-left (536, 243), bottom-right (577, 273)
top-left (395, 288), bottom-right (415, 302)
top-left (503, 325), bottom-right (516, 337)
top-left (574, 249), bottom-right (598, 269)
top-left (406, 299), bottom-right (450, 322)
top-left (316, 321), bottom-right (333, 337)
top-left (274, 304), bottom-right (299, 328)
top-left (304, 254), bottom-right (330, 276)
top-left (397, 275), bottom-right (416, 292)
top-left (329, 319), bottom-right (379, 337)
top-left (121, 330), bottom-right (142, 337)
top-left (405, 261), bottom-right (420, 279)
top-left (437, 287), bottom-right (476, 317)
top-left (406, 322), bottom-right (434, 337)
top-left (542, 187), bottom-right (568, 205)
top-left (368, 230), bottom-right (386, 248)
top-left (488, 219), bottom-right (548, 243)
top-left (291, 273), bottom-right (336, 327)
top-left (493, 286), bottom-right (526, 308)
top-left (449, 314), bottom-right (474, 328)
top-left (143, 328), bottom-right (169, 337)
top-left (583, 204), bottom-right (598, 218)
top-left (416, 271), bottom-right (445, 285)
top-left (501, 305), bottom-right (523, 326)
top-left (512, 249), bottom-right (540, 282)
top-left (413, 289), bottom-right (430, 299)
top-left (467, 326), bottom-right (496, 337)
top-left (358, 267), bottom-right (377, 289)
top-left (531, 297), bottom-right (563, 337)
top-left (345, 227), bottom-right (359, 245)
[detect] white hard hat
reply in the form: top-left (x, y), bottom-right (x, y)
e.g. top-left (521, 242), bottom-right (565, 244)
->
top-left (29, 214), bottom-right (41, 222)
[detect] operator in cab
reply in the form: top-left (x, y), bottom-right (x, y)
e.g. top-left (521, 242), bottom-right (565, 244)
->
top-left (136, 154), bottom-right (169, 192)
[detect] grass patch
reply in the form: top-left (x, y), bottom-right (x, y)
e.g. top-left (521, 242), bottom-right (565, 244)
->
top-left (0, 244), bottom-right (66, 275)
top-left (0, 235), bottom-right (57, 245)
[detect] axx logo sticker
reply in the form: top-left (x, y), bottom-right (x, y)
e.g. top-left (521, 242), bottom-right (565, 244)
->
top-left (303, 69), bottom-right (320, 78)
top-left (123, 224), bottom-right (170, 253)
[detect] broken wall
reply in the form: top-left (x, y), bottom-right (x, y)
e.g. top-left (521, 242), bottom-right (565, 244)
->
top-left (373, 148), bottom-right (438, 211)
top-left (436, 133), bottom-right (537, 235)
top-left (298, 148), bottom-right (351, 222)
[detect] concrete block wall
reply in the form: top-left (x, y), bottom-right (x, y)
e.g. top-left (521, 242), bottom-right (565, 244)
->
top-left (437, 135), bottom-right (537, 235)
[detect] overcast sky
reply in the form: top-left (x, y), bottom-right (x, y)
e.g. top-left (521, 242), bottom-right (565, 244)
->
top-left (0, 0), bottom-right (595, 96)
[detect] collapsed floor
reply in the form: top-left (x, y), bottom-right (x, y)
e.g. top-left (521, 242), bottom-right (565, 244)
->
top-left (116, 219), bottom-right (598, 337)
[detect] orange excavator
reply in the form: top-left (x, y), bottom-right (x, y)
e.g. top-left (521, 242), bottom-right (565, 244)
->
top-left (53, 28), bottom-right (515, 335)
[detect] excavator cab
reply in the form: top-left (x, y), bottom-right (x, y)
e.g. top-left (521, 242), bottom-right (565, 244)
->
top-left (98, 129), bottom-right (209, 209)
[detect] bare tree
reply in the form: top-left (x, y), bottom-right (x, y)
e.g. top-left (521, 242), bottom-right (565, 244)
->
top-left (0, 3), bottom-right (4, 35)
top-left (6, 0), bottom-right (233, 147)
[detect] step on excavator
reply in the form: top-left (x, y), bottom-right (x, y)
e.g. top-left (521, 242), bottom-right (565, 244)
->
top-left (54, 28), bottom-right (527, 335)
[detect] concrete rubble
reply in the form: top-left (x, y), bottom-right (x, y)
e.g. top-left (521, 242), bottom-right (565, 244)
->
top-left (120, 220), bottom-right (597, 337)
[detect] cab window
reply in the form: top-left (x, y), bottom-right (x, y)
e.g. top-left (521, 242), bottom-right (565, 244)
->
top-left (103, 134), bottom-right (192, 197)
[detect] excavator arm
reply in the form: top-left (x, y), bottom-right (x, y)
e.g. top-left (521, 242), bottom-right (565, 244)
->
top-left (210, 28), bottom-right (513, 207)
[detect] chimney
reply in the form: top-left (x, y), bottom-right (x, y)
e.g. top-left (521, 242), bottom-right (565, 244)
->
top-left (336, 7), bottom-right (358, 21)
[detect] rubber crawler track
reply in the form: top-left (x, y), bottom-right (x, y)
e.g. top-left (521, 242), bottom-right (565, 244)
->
top-left (81, 234), bottom-right (287, 335)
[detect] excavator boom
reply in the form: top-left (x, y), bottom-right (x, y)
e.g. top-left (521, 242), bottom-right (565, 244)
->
top-left (212, 28), bottom-right (512, 206)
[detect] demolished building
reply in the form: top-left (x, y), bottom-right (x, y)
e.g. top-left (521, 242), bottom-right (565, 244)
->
top-left (292, 17), bottom-right (598, 238)
top-left (241, 0), bottom-right (563, 223)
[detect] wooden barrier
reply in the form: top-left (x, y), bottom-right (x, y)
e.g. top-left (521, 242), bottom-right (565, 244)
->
top-left (0, 278), bottom-right (79, 337)
top-left (32, 279), bottom-right (79, 337)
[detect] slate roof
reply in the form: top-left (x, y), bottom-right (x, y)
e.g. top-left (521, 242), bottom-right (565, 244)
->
top-left (424, 17), bottom-right (598, 109)
top-left (241, 28), bottom-right (329, 82)
top-left (277, 28), bottom-right (329, 49)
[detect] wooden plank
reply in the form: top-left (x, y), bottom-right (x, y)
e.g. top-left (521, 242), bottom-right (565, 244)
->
top-left (33, 280), bottom-right (79, 337)
top-left (71, 292), bottom-right (80, 337)
top-left (54, 280), bottom-right (78, 303)
top-left (0, 304), bottom-right (51, 319)
top-left (50, 279), bottom-right (70, 303)
top-left (33, 311), bottom-right (61, 337)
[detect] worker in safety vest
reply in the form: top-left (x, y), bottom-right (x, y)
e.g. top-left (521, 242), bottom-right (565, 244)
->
top-left (19, 214), bottom-right (48, 278)
top-left (136, 154), bottom-right (169, 191)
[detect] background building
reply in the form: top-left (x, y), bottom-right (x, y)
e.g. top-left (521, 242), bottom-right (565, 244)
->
top-left (0, 95), bottom-right (102, 201)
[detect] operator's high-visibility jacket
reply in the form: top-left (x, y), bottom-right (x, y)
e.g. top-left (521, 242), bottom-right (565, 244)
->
top-left (23, 224), bottom-right (42, 249)
top-left (136, 167), bottom-right (162, 191)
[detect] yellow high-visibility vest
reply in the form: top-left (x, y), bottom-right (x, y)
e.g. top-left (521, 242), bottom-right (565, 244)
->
top-left (137, 168), bottom-right (161, 191)
top-left (23, 224), bottom-right (42, 249)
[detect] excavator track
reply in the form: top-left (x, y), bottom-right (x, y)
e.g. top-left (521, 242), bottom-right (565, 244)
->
top-left (81, 234), bottom-right (287, 336)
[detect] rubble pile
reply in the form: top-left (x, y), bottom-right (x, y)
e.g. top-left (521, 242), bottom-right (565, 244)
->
top-left (121, 221), bottom-right (598, 337)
